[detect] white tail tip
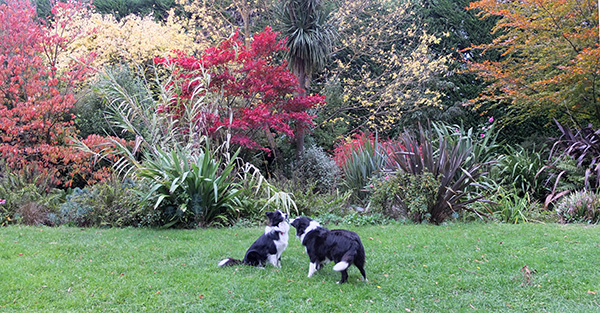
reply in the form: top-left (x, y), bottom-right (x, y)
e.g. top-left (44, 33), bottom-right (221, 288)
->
top-left (333, 261), bottom-right (349, 272)
top-left (218, 258), bottom-right (230, 267)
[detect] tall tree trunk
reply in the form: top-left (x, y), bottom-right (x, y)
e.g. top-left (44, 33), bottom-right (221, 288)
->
top-left (295, 62), bottom-right (309, 160)
top-left (236, 0), bottom-right (251, 48)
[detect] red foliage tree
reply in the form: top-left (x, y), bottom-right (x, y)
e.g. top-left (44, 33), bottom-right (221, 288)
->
top-left (155, 27), bottom-right (324, 154)
top-left (0, 0), bottom-right (117, 187)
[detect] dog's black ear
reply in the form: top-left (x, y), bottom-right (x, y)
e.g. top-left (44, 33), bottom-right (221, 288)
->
top-left (290, 218), bottom-right (299, 228)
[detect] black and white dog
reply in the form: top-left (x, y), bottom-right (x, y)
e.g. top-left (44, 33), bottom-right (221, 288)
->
top-left (290, 216), bottom-right (367, 284)
top-left (218, 210), bottom-right (289, 268)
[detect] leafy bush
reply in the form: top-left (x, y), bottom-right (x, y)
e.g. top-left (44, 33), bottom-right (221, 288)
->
top-left (431, 119), bottom-right (500, 167)
top-left (293, 145), bottom-right (341, 193)
top-left (59, 178), bottom-right (154, 227)
top-left (540, 155), bottom-right (587, 208)
top-left (315, 211), bottom-right (393, 226)
top-left (368, 171), bottom-right (439, 221)
top-left (92, 0), bottom-right (177, 21)
top-left (479, 187), bottom-right (538, 224)
top-left (0, 168), bottom-right (65, 226)
top-left (555, 190), bottom-right (600, 224)
top-left (268, 177), bottom-right (351, 217)
top-left (540, 121), bottom-right (600, 207)
top-left (387, 123), bottom-right (492, 224)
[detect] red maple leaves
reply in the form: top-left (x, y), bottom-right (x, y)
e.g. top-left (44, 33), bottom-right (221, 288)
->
top-left (155, 27), bottom-right (324, 152)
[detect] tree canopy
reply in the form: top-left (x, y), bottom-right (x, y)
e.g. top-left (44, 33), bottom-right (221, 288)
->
top-left (464, 0), bottom-right (600, 128)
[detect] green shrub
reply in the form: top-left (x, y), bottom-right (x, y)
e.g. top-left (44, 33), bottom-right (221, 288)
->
top-left (293, 145), bottom-right (341, 193)
top-left (59, 178), bottom-right (154, 227)
top-left (431, 120), bottom-right (500, 167)
top-left (92, 0), bottom-right (177, 21)
top-left (368, 171), bottom-right (439, 222)
top-left (315, 211), bottom-right (393, 226)
top-left (555, 190), bottom-right (600, 224)
top-left (273, 179), bottom-right (351, 217)
top-left (235, 164), bottom-right (301, 224)
top-left (0, 168), bottom-right (64, 226)
top-left (479, 187), bottom-right (538, 224)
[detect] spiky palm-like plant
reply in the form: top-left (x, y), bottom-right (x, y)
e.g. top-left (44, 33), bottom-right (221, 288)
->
top-left (387, 124), bottom-right (492, 224)
top-left (277, 0), bottom-right (336, 158)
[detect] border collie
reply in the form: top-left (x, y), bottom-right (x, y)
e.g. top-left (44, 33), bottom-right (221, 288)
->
top-left (290, 216), bottom-right (367, 284)
top-left (218, 210), bottom-right (289, 268)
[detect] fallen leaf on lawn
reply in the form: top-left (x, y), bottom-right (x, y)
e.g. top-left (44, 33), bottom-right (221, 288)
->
top-left (155, 291), bottom-right (161, 295)
top-left (588, 290), bottom-right (597, 295)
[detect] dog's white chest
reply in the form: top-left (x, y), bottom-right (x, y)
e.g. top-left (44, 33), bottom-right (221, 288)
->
top-left (275, 232), bottom-right (289, 252)
top-left (265, 222), bottom-right (290, 253)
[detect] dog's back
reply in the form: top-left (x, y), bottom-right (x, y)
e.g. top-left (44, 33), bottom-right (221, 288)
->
top-left (291, 216), bottom-right (367, 283)
top-left (327, 229), bottom-right (366, 276)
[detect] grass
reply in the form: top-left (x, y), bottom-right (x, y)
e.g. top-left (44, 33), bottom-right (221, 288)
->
top-left (1, 223), bottom-right (600, 312)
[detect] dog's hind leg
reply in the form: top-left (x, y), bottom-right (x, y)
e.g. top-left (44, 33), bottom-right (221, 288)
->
top-left (357, 265), bottom-right (367, 282)
top-left (337, 270), bottom-right (349, 284)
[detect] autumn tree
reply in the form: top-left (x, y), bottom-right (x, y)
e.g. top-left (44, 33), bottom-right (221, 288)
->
top-left (173, 0), bottom-right (277, 48)
top-left (314, 0), bottom-right (450, 141)
top-left (0, 0), bottom-right (118, 187)
top-left (155, 27), bottom-right (323, 158)
top-left (464, 0), bottom-right (600, 128)
top-left (60, 8), bottom-right (199, 70)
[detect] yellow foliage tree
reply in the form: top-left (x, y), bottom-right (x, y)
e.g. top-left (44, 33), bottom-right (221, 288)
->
top-left (321, 0), bottom-right (450, 135)
top-left (174, 0), bottom-right (275, 47)
top-left (60, 7), bottom-right (201, 70)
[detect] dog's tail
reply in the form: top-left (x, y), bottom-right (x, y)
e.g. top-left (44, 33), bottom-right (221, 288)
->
top-left (218, 257), bottom-right (243, 267)
top-left (333, 250), bottom-right (357, 272)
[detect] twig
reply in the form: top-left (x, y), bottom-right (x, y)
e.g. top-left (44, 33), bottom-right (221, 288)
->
top-left (458, 267), bottom-right (483, 276)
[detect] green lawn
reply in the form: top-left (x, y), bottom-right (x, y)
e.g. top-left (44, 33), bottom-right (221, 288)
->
top-left (1, 223), bottom-right (599, 312)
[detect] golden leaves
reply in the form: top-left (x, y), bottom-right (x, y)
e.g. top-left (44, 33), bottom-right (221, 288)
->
top-left (64, 8), bottom-right (201, 70)
top-left (321, 0), bottom-right (449, 133)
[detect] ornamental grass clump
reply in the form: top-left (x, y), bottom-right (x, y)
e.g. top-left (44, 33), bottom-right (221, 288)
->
top-left (333, 132), bottom-right (388, 203)
top-left (555, 190), bottom-right (600, 224)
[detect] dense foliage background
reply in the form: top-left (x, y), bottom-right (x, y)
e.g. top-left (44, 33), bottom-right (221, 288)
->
top-left (1, 0), bottom-right (598, 228)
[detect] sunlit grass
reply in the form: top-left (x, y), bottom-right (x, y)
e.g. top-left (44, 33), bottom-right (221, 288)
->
top-left (1, 223), bottom-right (599, 312)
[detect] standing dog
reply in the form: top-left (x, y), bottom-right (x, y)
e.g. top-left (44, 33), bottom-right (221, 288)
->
top-left (290, 216), bottom-right (367, 284)
top-left (218, 210), bottom-right (289, 267)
